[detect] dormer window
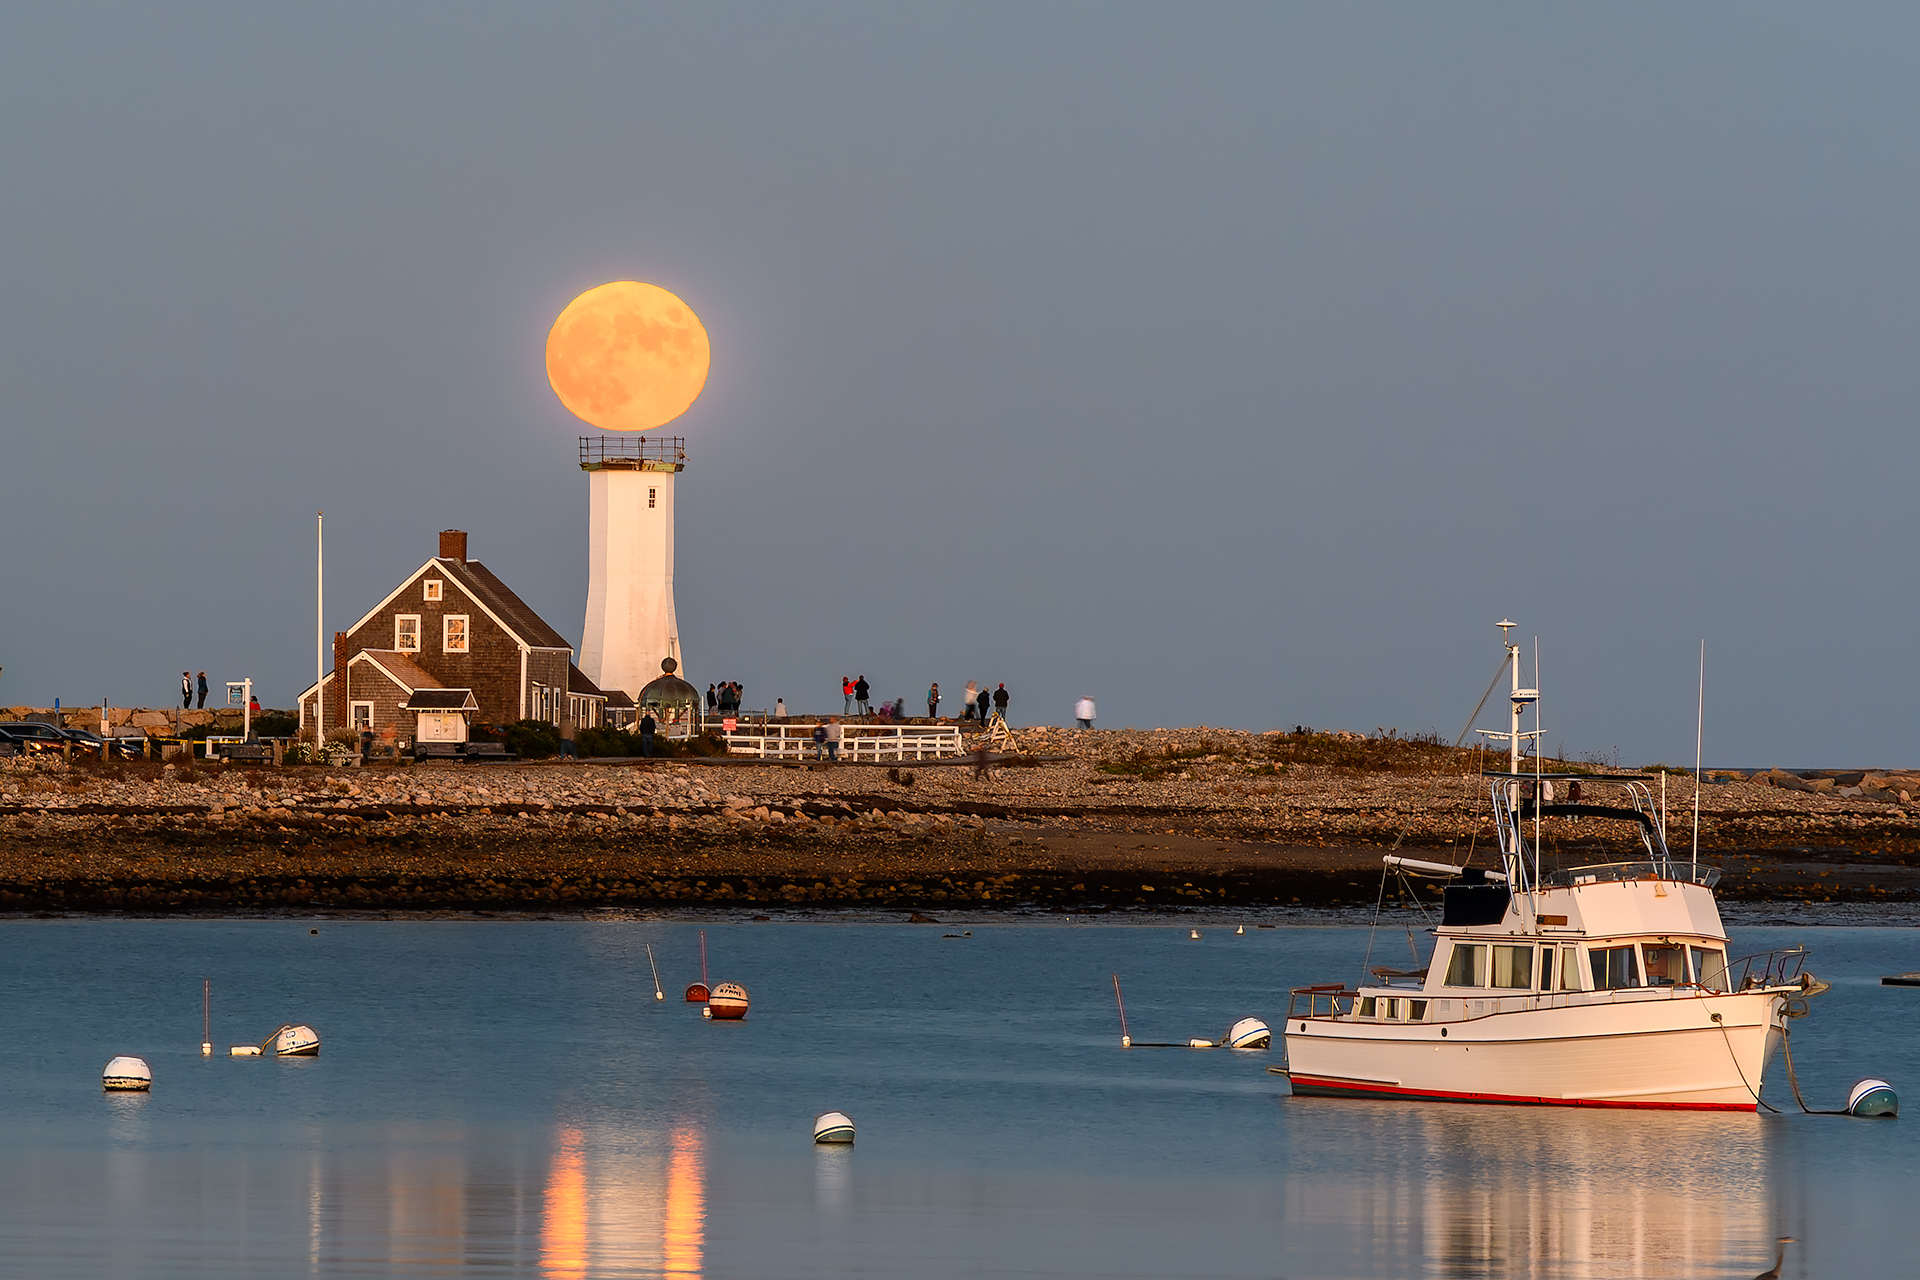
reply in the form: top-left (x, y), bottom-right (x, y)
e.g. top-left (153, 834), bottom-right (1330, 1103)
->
top-left (424, 579), bottom-right (443, 602)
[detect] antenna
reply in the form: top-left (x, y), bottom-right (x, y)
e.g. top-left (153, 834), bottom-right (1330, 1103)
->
top-left (1692, 640), bottom-right (1705, 875)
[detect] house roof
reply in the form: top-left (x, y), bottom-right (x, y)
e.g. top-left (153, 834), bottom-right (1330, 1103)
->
top-left (353, 649), bottom-right (445, 692)
top-left (604, 689), bottom-right (636, 709)
top-left (403, 689), bottom-right (479, 712)
top-left (567, 662), bottom-right (610, 699)
top-left (343, 554), bottom-right (574, 654)
top-left (444, 558), bottom-right (573, 650)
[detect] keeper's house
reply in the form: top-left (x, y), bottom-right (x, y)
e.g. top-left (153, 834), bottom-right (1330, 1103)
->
top-left (298, 530), bottom-right (629, 745)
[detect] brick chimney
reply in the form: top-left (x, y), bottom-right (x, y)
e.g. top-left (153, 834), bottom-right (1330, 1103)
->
top-left (439, 529), bottom-right (468, 562)
top-left (333, 630), bottom-right (350, 734)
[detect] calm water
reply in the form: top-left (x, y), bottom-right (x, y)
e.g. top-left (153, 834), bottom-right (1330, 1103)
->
top-left (1, 916), bottom-right (1914, 1279)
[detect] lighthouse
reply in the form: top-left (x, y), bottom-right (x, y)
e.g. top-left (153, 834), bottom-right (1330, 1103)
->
top-left (578, 434), bottom-right (685, 699)
top-left (545, 281), bottom-right (711, 701)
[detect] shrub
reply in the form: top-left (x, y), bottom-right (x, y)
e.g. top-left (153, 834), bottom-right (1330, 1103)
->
top-left (252, 712), bottom-right (298, 738)
top-left (502, 719), bottom-right (560, 760)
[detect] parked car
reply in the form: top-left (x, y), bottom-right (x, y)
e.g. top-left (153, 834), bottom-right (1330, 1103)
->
top-left (0, 722), bottom-right (71, 754)
top-left (52, 725), bottom-right (142, 759)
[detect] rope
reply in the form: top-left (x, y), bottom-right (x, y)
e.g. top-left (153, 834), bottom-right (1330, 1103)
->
top-left (1711, 1012), bottom-right (1778, 1113)
top-left (1779, 1015), bottom-right (1848, 1115)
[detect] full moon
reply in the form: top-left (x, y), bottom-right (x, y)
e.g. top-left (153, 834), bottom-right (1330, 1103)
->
top-left (545, 281), bottom-right (711, 433)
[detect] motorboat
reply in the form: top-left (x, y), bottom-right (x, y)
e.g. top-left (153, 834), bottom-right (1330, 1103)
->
top-left (1282, 623), bottom-right (1822, 1110)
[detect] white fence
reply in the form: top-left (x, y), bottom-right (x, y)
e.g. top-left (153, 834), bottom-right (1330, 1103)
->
top-left (722, 723), bottom-right (964, 762)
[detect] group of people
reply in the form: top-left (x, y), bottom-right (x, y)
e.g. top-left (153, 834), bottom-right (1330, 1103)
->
top-left (180, 671), bottom-right (207, 709)
top-left (837, 676), bottom-right (1011, 723)
top-left (705, 682), bottom-right (745, 715)
top-left (953, 681), bottom-right (1010, 724)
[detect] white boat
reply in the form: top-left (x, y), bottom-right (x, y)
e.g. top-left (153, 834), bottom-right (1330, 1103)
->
top-left (1282, 623), bottom-right (1823, 1112)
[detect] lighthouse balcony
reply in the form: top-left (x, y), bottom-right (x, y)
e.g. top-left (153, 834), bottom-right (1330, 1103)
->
top-left (579, 435), bottom-right (686, 472)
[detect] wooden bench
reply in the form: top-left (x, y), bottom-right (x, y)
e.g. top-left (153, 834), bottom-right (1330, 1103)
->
top-left (220, 743), bottom-right (274, 763)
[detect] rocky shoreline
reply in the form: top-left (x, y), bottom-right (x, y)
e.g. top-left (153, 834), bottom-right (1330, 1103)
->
top-left (5, 727), bottom-right (1919, 914)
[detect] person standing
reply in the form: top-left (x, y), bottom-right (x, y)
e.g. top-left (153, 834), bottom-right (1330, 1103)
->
top-left (993, 683), bottom-right (1010, 721)
top-left (962, 681), bottom-right (979, 721)
top-left (976, 684), bottom-right (991, 722)
top-left (825, 715), bottom-right (842, 761)
top-left (639, 711), bottom-right (657, 758)
top-left (842, 677), bottom-right (854, 714)
top-left (854, 675), bottom-right (870, 716)
top-left (927, 682), bottom-right (940, 720)
top-left (811, 721), bottom-right (828, 759)
top-left (706, 684), bottom-right (718, 715)
top-left (180, 672), bottom-right (192, 710)
top-left (1075, 696), bottom-right (1097, 730)
top-left (195, 672), bottom-right (208, 709)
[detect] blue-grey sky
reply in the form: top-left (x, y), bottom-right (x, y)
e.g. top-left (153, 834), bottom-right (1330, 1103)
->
top-left (3, 4), bottom-right (1916, 766)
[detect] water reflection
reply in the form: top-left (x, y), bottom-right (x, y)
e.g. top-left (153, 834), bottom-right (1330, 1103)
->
top-left (1282, 1101), bottom-right (1772, 1278)
top-left (542, 1120), bottom-right (705, 1278)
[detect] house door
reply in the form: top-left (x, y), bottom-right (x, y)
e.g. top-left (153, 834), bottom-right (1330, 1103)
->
top-left (415, 713), bottom-right (468, 743)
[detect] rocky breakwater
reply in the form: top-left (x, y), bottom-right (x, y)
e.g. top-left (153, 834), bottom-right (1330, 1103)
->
top-left (3, 730), bottom-right (1919, 912)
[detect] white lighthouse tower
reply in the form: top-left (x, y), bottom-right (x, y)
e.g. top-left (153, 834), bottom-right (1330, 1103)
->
top-left (578, 435), bottom-right (685, 699)
top-left (544, 280), bottom-right (711, 702)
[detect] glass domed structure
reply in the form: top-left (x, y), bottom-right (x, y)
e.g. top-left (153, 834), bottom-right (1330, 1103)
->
top-left (638, 657), bottom-right (701, 737)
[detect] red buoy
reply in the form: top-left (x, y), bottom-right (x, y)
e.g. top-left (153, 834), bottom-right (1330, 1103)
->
top-left (684, 983), bottom-right (710, 1003)
top-left (707, 982), bottom-right (750, 1020)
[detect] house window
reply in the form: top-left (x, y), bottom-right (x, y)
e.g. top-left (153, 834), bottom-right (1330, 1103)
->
top-left (648, 488), bottom-right (657, 508)
top-left (424, 580), bottom-right (443, 602)
top-left (443, 615), bottom-right (469, 653)
top-left (395, 615), bottom-right (420, 652)
top-left (350, 702), bottom-right (373, 730)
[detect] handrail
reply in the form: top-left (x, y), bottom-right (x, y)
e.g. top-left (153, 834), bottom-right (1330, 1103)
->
top-left (1541, 860), bottom-right (1721, 889)
top-left (1729, 946), bottom-right (1811, 990)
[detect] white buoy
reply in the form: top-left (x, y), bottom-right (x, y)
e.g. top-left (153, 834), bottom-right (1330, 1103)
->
top-left (103, 1056), bottom-right (151, 1091)
top-left (708, 982), bottom-right (750, 1020)
top-left (1848, 1077), bottom-right (1899, 1117)
top-left (1187, 1038), bottom-right (1217, 1049)
top-left (813, 1111), bottom-right (856, 1144)
top-left (264, 1024), bottom-right (321, 1056)
top-left (229, 1045), bottom-right (263, 1057)
top-left (1189, 929), bottom-right (1201, 939)
top-left (1235, 925), bottom-right (1245, 935)
top-left (1225, 1017), bottom-right (1272, 1050)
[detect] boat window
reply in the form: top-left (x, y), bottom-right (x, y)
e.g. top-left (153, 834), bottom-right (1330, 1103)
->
top-left (1443, 944), bottom-right (1485, 987)
top-left (1539, 945), bottom-right (1557, 992)
top-left (1409, 1000), bottom-right (1428, 1021)
top-left (1560, 947), bottom-right (1584, 991)
top-left (1589, 945), bottom-right (1641, 990)
top-left (1690, 946), bottom-right (1728, 991)
top-left (1491, 945), bottom-right (1534, 989)
top-left (1357, 997), bottom-right (1376, 1018)
top-left (1642, 944), bottom-right (1686, 987)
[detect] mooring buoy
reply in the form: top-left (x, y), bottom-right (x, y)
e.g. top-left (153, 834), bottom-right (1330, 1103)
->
top-left (264, 1024), bottom-right (321, 1056)
top-left (1225, 1017), bottom-right (1272, 1050)
top-left (685, 983), bottom-right (710, 1003)
top-left (708, 982), bottom-right (750, 1020)
top-left (1848, 1077), bottom-right (1899, 1117)
top-left (813, 1111), bottom-right (856, 1144)
top-left (102, 1056), bottom-right (151, 1091)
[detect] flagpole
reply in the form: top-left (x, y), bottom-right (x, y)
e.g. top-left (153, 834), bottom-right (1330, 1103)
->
top-left (316, 511), bottom-right (324, 745)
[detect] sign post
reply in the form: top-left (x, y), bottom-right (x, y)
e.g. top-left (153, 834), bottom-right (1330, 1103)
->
top-left (227, 678), bottom-right (254, 740)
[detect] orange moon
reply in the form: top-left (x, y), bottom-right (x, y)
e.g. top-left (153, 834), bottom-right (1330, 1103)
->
top-left (545, 282), bottom-right (710, 432)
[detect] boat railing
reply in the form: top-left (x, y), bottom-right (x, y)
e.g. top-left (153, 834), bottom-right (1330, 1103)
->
top-left (1288, 983), bottom-right (1359, 1019)
top-left (1729, 946), bottom-right (1810, 990)
top-left (1540, 860), bottom-right (1722, 889)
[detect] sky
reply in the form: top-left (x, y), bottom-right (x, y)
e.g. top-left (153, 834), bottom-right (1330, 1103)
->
top-left (2, 4), bottom-right (1917, 766)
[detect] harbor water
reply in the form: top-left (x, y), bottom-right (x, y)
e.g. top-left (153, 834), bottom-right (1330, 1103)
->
top-left (1, 917), bottom-right (1913, 1278)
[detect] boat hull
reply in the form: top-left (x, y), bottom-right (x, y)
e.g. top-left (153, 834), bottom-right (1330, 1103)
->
top-left (1284, 990), bottom-right (1785, 1111)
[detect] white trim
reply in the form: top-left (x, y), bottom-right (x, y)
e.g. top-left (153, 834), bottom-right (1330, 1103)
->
top-left (443, 614), bottom-right (470, 654)
top-left (343, 558), bottom-right (537, 653)
top-left (423, 579), bottom-right (443, 602)
top-left (519, 647), bottom-right (527, 721)
top-left (395, 614), bottom-right (420, 653)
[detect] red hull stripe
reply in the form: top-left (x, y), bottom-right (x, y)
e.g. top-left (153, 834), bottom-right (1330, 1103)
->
top-left (1286, 1074), bottom-right (1755, 1112)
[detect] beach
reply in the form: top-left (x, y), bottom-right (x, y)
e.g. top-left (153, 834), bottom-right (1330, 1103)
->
top-left (4, 727), bottom-right (1917, 913)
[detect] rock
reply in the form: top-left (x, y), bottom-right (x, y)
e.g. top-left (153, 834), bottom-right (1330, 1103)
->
top-left (131, 711), bottom-right (171, 728)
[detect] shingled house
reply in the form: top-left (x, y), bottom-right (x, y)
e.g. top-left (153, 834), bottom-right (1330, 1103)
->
top-left (298, 530), bottom-right (628, 744)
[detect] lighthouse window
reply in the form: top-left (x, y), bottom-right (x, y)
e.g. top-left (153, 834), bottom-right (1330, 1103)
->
top-left (648, 488), bottom-right (657, 508)
top-left (1492, 946), bottom-right (1534, 989)
top-left (1690, 946), bottom-right (1729, 990)
top-left (1443, 944), bottom-right (1485, 987)
top-left (1589, 945), bottom-right (1641, 990)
